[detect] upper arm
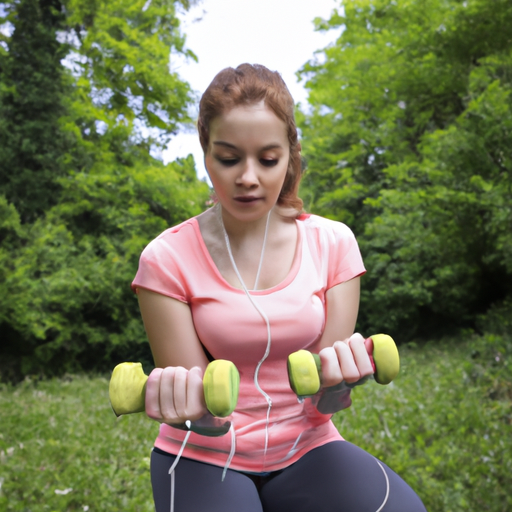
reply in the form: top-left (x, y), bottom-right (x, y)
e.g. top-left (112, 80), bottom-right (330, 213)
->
top-left (137, 287), bottom-right (210, 370)
top-left (318, 276), bottom-right (360, 350)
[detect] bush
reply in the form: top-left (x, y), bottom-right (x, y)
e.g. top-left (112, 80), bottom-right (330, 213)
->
top-left (0, 156), bottom-right (210, 381)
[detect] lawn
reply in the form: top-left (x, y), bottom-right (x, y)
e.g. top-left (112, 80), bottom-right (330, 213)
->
top-left (1, 335), bottom-right (511, 511)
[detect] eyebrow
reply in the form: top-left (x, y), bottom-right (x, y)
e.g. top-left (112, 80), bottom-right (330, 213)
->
top-left (212, 141), bottom-right (284, 151)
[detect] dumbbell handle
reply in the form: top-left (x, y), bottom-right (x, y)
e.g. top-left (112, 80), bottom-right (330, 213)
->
top-left (287, 334), bottom-right (400, 398)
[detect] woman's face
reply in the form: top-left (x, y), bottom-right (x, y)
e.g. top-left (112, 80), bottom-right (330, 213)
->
top-left (205, 102), bottom-right (290, 225)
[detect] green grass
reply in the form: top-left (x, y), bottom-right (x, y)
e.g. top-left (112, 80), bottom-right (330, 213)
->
top-left (1, 336), bottom-right (511, 511)
top-left (0, 375), bottom-right (159, 511)
top-left (334, 337), bottom-right (512, 511)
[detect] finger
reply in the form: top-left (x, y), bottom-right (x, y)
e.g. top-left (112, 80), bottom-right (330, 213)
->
top-left (185, 366), bottom-right (208, 421)
top-left (334, 341), bottom-right (360, 383)
top-left (145, 368), bottom-right (164, 420)
top-left (319, 346), bottom-right (343, 387)
top-left (169, 366), bottom-right (189, 421)
top-left (348, 333), bottom-right (374, 378)
top-left (157, 366), bottom-right (179, 422)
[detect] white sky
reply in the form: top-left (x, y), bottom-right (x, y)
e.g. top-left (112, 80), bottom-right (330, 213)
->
top-left (163, 0), bottom-right (341, 180)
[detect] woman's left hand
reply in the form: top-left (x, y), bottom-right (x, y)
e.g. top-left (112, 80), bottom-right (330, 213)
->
top-left (318, 333), bottom-right (374, 388)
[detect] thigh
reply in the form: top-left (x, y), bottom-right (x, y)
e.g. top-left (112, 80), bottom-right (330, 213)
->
top-left (151, 449), bottom-right (263, 512)
top-left (259, 441), bottom-right (427, 512)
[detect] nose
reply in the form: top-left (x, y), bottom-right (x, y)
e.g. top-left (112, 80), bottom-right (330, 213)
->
top-left (235, 159), bottom-right (258, 188)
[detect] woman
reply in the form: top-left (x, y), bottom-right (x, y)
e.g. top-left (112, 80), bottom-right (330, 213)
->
top-left (132, 63), bottom-right (427, 512)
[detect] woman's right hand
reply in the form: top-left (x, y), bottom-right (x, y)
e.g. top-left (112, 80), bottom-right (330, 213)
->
top-left (145, 366), bottom-right (209, 425)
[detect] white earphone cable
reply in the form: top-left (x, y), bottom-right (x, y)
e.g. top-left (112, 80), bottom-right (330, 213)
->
top-left (219, 207), bottom-right (273, 456)
top-left (374, 458), bottom-right (390, 512)
top-left (168, 429), bottom-right (192, 512)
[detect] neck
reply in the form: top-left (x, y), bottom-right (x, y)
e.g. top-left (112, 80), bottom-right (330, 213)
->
top-left (216, 204), bottom-right (274, 245)
top-left (216, 204), bottom-right (272, 291)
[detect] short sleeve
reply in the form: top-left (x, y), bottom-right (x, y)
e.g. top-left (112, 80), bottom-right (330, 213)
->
top-left (325, 220), bottom-right (366, 289)
top-left (131, 229), bottom-right (188, 303)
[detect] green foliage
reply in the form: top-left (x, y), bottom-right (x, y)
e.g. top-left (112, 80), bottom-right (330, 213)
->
top-left (63, 0), bottom-right (195, 147)
top-left (0, 156), bottom-right (209, 380)
top-left (363, 58), bottom-right (512, 335)
top-left (0, 0), bottom-right (209, 379)
top-left (0, 0), bottom-right (79, 221)
top-left (0, 0), bottom-right (197, 221)
top-left (476, 297), bottom-right (512, 338)
top-left (1, 339), bottom-right (510, 511)
top-left (299, 0), bottom-right (512, 336)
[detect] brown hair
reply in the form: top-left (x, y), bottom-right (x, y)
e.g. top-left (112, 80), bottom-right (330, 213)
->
top-left (198, 63), bottom-right (303, 214)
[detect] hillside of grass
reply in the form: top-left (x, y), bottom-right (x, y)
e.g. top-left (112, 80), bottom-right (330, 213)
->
top-left (1, 335), bottom-right (511, 511)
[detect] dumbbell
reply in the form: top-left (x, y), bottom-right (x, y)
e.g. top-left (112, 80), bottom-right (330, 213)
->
top-left (287, 334), bottom-right (400, 398)
top-left (109, 360), bottom-right (240, 435)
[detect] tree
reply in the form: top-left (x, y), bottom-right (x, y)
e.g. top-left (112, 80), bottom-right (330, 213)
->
top-left (62, 0), bottom-right (196, 151)
top-left (0, 0), bottom-right (197, 222)
top-left (0, 0), bottom-right (76, 221)
top-left (299, 0), bottom-right (512, 338)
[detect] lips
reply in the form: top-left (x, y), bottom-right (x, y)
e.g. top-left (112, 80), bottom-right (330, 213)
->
top-left (234, 196), bottom-right (262, 203)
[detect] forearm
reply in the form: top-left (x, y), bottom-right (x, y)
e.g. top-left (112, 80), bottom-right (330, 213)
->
top-left (312, 376), bottom-right (370, 414)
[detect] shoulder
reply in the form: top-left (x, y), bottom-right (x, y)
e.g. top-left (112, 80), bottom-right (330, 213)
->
top-left (298, 213), bottom-right (357, 245)
top-left (132, 217), bottom-right (202, 301)
top-left (298, 214), bottom-right (365, 285)
top-left (140, 217), bottom-right (200, 261)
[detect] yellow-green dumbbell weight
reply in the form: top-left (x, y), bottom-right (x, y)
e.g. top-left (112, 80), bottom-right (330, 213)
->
top-left (288, 334), bottom-right (400, 397)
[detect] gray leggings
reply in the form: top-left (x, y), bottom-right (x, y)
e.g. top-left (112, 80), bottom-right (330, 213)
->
top-left (150, 441), bottom-right (427, 512)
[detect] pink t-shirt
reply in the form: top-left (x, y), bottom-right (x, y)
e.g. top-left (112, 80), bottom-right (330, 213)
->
top-left (132, 213), bottom-right (366, 472)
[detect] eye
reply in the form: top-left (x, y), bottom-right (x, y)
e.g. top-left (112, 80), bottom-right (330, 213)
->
top-left (260, 159), bottom-right (278, 167)
top-left (216, 157), bottom-right (239, 167)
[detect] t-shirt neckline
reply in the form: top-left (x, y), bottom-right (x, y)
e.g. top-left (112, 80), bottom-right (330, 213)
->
top-left (190, 217), bottom-right (304, 295)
